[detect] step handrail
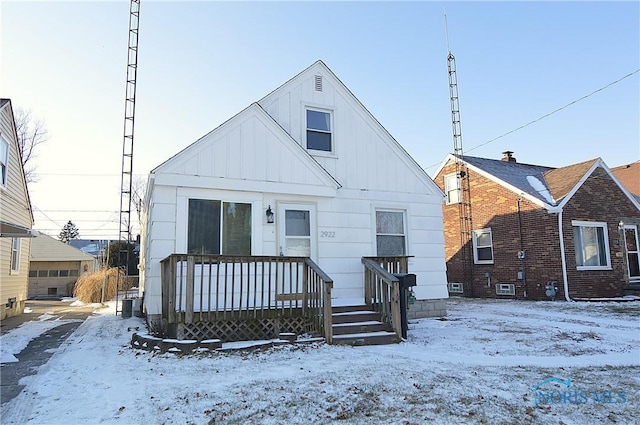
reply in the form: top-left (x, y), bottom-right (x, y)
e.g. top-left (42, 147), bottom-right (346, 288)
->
top-left (361, 257), bottom-right (402, 339)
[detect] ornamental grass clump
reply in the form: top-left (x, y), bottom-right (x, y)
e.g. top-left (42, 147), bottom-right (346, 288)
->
top-left (73, 268), bottom-right (123, 303)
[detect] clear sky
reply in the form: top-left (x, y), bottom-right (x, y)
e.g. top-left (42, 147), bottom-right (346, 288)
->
top-left (2, 1), bottom-right (639, 239)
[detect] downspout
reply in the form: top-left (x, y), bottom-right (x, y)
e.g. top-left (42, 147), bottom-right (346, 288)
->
top-left (517, 197), bottom-right (527, 298)
top-left (557, 208), bottom-right (572, 301)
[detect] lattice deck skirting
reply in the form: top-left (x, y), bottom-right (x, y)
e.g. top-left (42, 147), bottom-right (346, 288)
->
top-left (177, 316), bottom-right (315, 341)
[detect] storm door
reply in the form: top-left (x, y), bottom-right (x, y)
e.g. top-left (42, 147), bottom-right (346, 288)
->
top-left (278, 203), bottom-right (317, 259)
top-left (623, 225), bottom-right (640, 283)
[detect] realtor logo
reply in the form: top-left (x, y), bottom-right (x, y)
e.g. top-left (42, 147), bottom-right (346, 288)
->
top-left (532, 377), bottom-right (626, 406)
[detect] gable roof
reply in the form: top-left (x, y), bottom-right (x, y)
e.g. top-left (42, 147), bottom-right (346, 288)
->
top-left (31, 234), bottom-right (96, 262)
top-left (611, 161), bottom-right (640, 197)
top-left (0, 98), bottom-right (34, 227)
top-left (151, 102), bottom-right (340, 196)
top-left (543, 158), bottom-right (599, 204)
top-left (258, 60), bottom-right (444, 197)
top-left (436, 154), bottom-right (640, 211)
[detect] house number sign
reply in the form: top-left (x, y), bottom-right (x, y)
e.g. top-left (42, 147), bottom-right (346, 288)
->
top-left (320, 231), bottom-right (336, 238)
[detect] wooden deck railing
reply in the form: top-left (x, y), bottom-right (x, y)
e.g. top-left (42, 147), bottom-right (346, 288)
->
top-left (160, 254), bottom-right (332, 341)
top-left (361, 256), bottom-right (411, 339)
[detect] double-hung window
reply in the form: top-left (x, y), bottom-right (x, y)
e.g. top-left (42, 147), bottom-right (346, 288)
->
top-left (444, 173), bottom-right (461, 204)
top-left (187, 199), bottom-right (251, 255)
top-left (306, 109), bottom-right (332, 152)
top-left (473, 228), bottom-right (494, 264)
top-left (10, 238), bottom-right (20, 273)
top-left (1, 136), bottom-right (8, 187)
top-left (572, 221), bottom-right (611, 270)
top-left (376, 210), bottom-right (406, 256)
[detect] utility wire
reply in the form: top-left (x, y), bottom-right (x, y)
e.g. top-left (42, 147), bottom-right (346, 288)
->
top-left (424, 68), bottom-right (640, 171)
top-left (465, 68), bottom-right (640, 154)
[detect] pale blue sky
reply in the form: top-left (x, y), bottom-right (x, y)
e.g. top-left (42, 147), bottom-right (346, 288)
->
top-left (2, 1), bottom-right (638, 239)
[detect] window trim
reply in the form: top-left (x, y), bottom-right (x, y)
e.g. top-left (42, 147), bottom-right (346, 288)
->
top-left (186, 198), bottom-right (252, 255)
top-left (304, 106), bottom-right (334, 155)
top-left (472, 228), bottom-right (494, 265)
top-left (375, 209), bottom-right (407, 256)
top-left (0, 135), bottom-right (9, 189)
top-left (10, 237), bottom-right (20, 273)
top-left (444, 172), bottom-right (461, 205)
top-left (572, 220), bottom-right (611, 270)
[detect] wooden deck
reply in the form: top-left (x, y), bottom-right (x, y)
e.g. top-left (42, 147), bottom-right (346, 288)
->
top-left (159, 254), bottom-right (411, 344)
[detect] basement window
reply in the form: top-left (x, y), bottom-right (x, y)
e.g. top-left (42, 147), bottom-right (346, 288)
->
top-left (306, 109), bottom-right (332, 152)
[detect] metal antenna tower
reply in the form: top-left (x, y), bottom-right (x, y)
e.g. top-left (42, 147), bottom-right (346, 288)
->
top-left (445, 14), bottom-right (474, 296)
top-left (116, 0), bottom-right (140, 315)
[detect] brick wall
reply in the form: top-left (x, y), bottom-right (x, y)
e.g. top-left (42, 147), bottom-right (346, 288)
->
top-left (435, 163), bottom-right (640, 300)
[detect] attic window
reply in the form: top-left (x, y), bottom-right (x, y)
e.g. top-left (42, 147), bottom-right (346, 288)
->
top-left (314, 75), bottom-right (323, 92)
top-left (306, 109), bottom-right (332, 152)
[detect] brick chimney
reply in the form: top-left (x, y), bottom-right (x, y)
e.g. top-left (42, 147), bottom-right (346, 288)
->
top-left (502, 151), bottom-right (516, 162)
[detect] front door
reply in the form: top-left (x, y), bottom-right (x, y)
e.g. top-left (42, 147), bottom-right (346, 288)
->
top-left (278, 203), bottom-right (317, 259)
top-left (623, 225), bottom-right (640, 283)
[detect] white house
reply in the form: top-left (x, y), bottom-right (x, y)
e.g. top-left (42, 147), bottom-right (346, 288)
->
top-left (139, 61), bottom-right (448, 343)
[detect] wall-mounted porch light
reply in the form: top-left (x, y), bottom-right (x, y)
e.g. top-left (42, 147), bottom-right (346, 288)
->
top-left (618, 220), bottom-right (625, 231)
top-left (266, 205), bottom-right (274, 223)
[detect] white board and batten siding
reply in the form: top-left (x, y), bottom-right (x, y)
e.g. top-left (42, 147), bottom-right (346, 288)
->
top-left (140, 61), bottom-right (448, 317)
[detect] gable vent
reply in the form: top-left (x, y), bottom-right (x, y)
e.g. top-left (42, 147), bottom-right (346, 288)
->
top-left (314, 75), bottom-right (323, 92)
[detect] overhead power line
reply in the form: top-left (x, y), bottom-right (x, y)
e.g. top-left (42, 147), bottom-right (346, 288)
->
top-left (424, 68), bottom-right (640, 171)
top-left (466, 68), bottom-right (640, 154)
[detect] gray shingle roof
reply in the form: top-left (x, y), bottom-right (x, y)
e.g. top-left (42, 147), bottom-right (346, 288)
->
top-left (462, 156), bottom-right (556, 204)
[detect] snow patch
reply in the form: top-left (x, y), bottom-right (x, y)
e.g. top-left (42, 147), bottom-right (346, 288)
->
top-left (526, 175), bottom-right (555, 204)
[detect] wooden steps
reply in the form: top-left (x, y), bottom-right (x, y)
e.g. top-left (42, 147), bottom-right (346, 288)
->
top-left (331, 305), bottom-right (400, 346)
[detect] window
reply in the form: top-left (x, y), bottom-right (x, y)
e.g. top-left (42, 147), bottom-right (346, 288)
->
top-left (69, 270), bottom-right (79, 277)
top-left (38, 270), bottom-right (48, 277)
top-left (10, 238), bottom-right (20, 272)
top-left (187, 199), bottom-right (251, 255)
top-left (29, 270), bottom-right (37, 278)
top-left (306, 109), bottom-right (332, 152)
top-left (1, 137), bottom-right (8, 187)
top-left (623, 226), bottom-right (639, 281)
top-left (444, 173), bottom-right (461, 204)
top-left (376, 210), bottom-right (406, 256)
top-left (473, 228), bottom-right (494, 264)
top-left (49, 270), bottom-right (59, 277)
top-left (59, 270), bottom-right (69, 277)
top-left (572, 221), bottom-right (611, 269)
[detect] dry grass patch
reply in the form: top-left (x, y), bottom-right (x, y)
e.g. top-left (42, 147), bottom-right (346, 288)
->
top-left (73, 268), bottom-right (124, 303)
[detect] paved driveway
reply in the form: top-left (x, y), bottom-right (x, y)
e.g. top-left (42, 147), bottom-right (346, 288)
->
top-left (0, 300), bottom-right (102, 405)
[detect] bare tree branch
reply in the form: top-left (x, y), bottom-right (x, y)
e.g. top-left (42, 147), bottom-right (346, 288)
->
top-left (15, 108), bottom-right (49, 183)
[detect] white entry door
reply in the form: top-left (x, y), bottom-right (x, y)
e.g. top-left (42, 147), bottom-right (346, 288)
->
top-left (278, 203), bottom-right (317, 259)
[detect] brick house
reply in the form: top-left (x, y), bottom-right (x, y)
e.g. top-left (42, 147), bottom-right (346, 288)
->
top-left (433, 151), bottom-right (640, 300)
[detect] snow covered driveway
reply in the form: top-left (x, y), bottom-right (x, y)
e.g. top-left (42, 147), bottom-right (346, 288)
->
top-left (1, 298), bottom-right (638, 425)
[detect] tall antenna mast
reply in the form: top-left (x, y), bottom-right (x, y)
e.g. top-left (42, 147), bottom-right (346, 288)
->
top-left (445, 12), bottom-right (474, 297)
top-left (116, 0), bottom-right (140, 315)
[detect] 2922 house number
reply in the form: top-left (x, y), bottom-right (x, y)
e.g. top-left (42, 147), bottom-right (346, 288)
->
top-left (320, 231), bottom-right (336, 238)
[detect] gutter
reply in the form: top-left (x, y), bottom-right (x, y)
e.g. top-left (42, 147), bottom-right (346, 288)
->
top-left (557, 209), bottom-right (572, 301)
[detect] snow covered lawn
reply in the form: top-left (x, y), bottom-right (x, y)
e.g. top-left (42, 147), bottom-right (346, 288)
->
top-left (1, 298), bottom-right (638, 425)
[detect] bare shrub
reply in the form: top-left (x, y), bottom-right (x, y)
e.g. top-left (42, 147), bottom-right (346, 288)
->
top-left (73, 268), bottom-right (124, 303)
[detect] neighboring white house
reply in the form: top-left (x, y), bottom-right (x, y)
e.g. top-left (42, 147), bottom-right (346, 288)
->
top-left (0, 99), bottom-right (35, 320)
top-left (140, 60), bottom-right (448, 329)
